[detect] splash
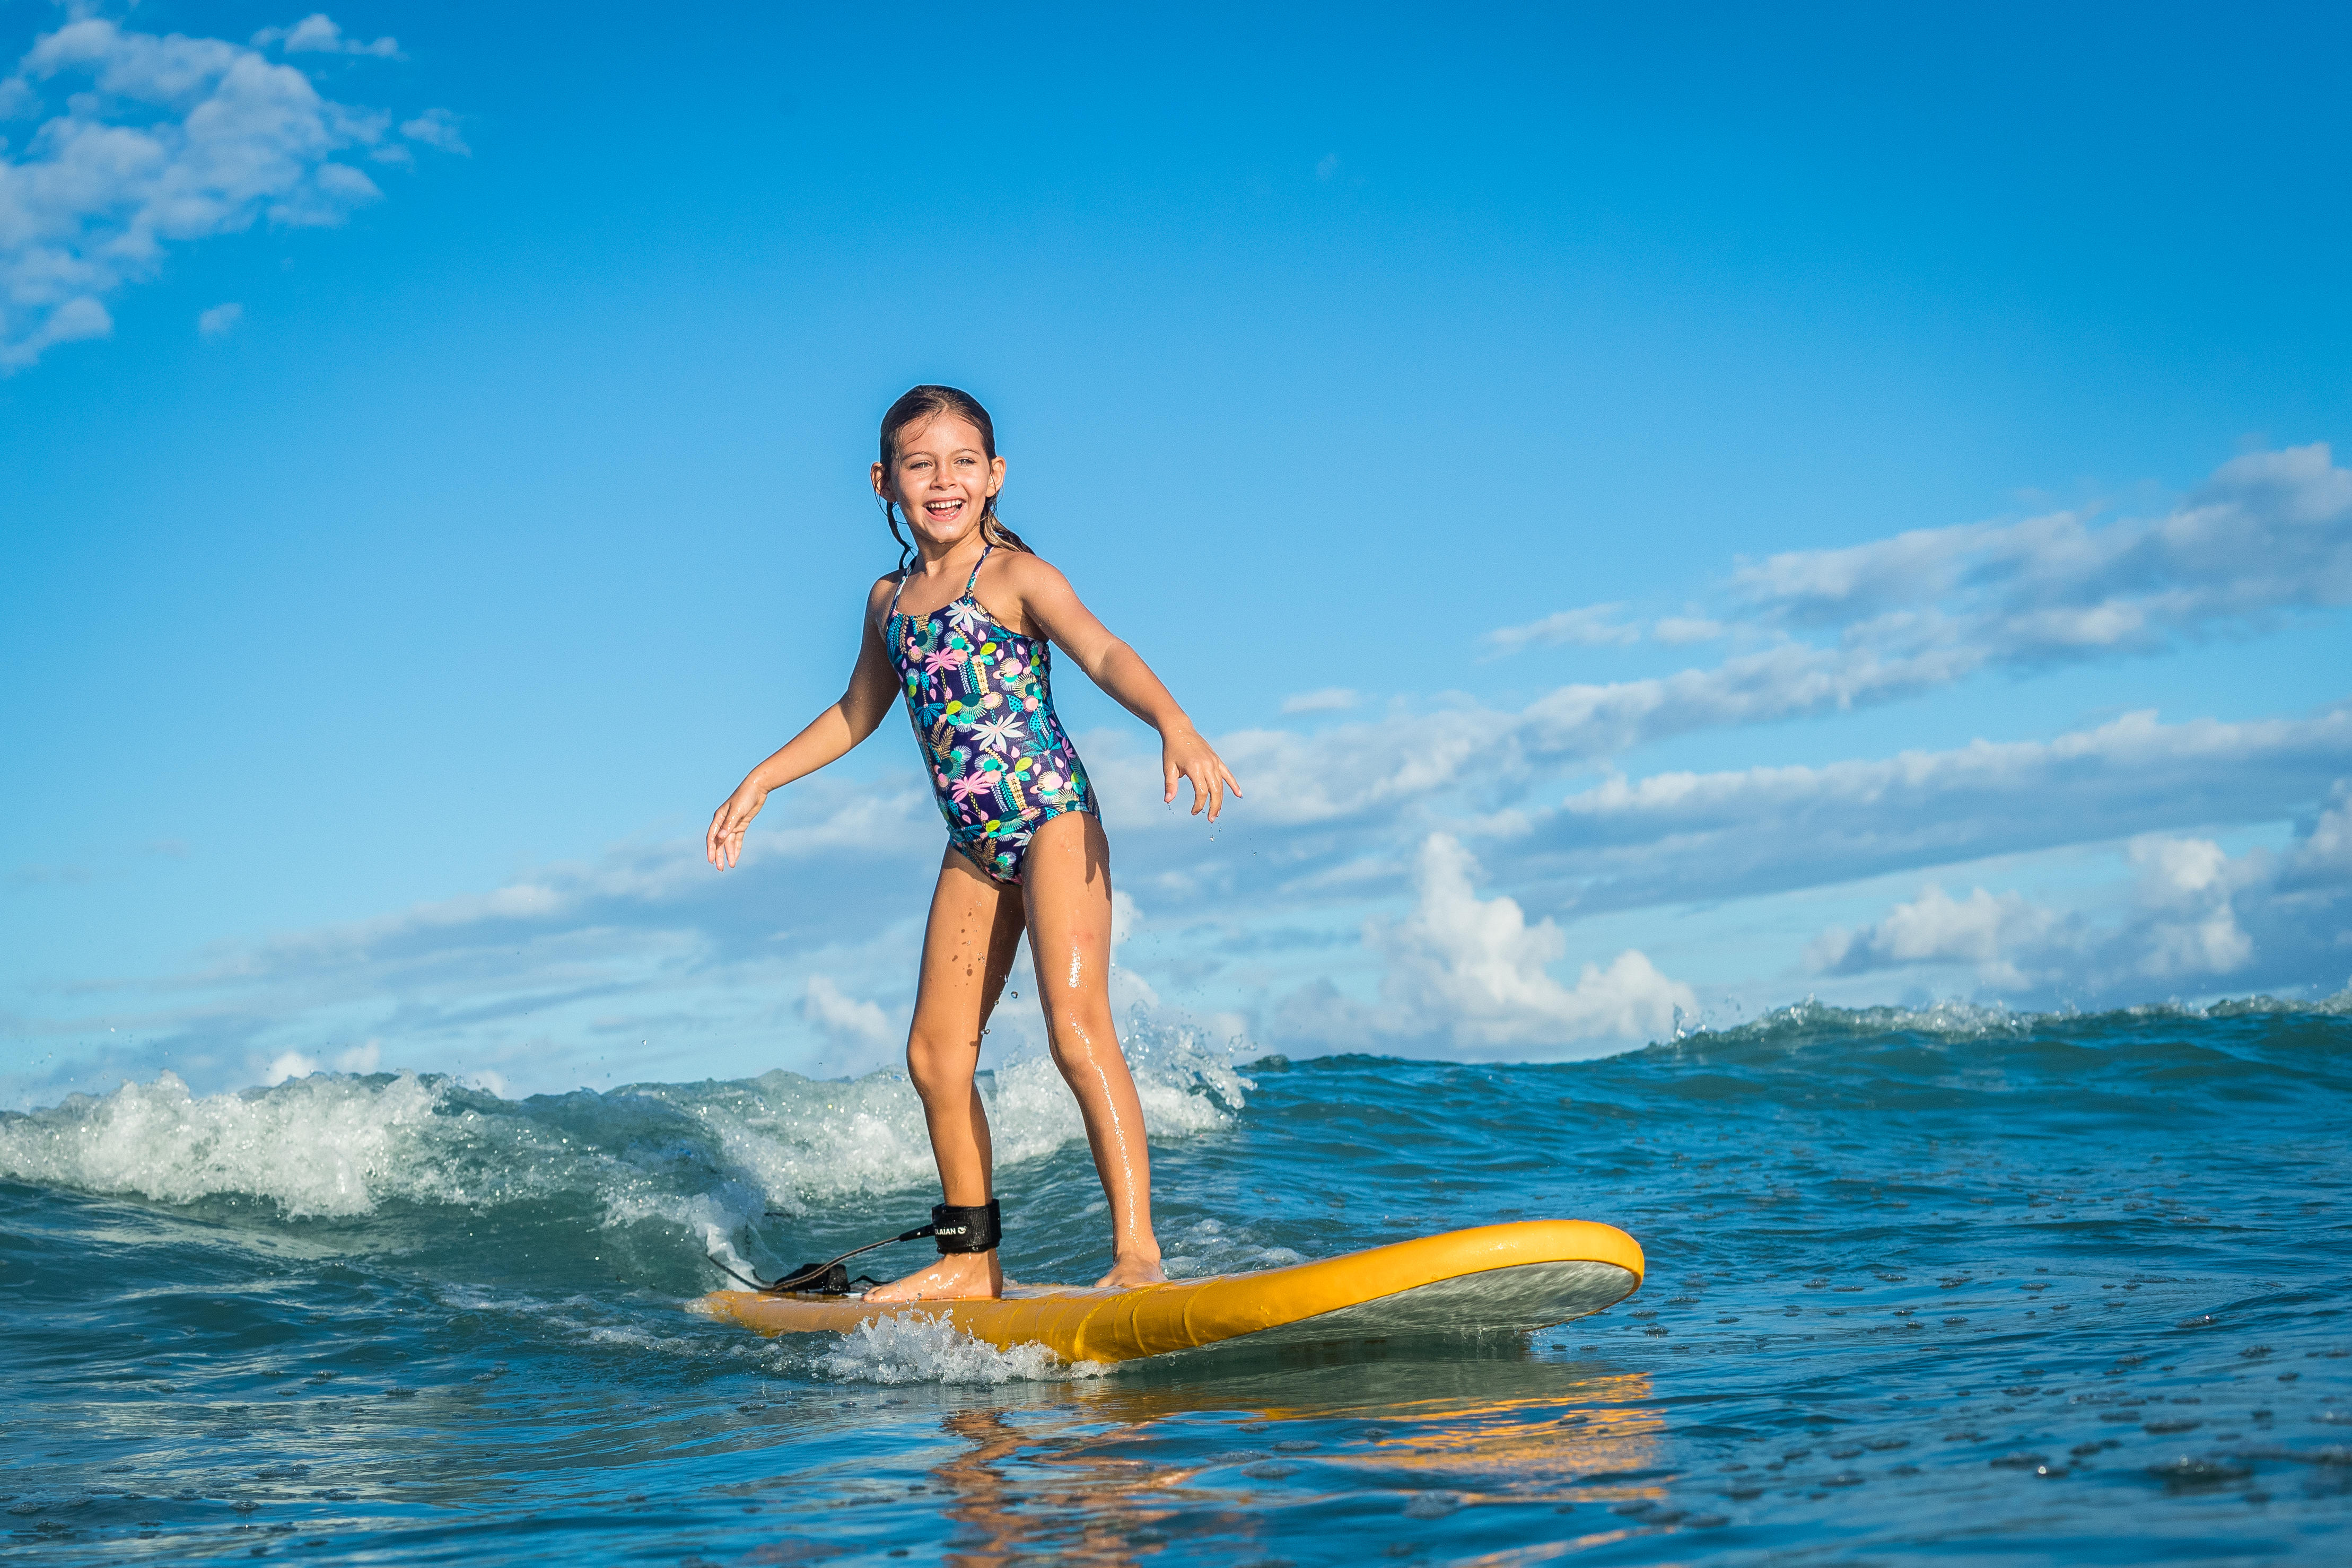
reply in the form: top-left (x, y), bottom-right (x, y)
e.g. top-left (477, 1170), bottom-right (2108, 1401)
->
top-left (813, 1312), bottom-right (1108, 1385)
top-left (0, 1020), bottom-right (1253, 1230)
top-left (0, 1070), bottom-right (533, 1219)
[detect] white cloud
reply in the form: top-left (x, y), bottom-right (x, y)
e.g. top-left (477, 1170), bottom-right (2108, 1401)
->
top-left (800, 975), bottom-right (893, 1048)
top-left (1279, 687), bottom-right (1358, 715)
top-left (263, 1049), bottom-right (317, 1085)
top-left (2128, 835), bottom-right (2254, 979)
top-left (334, 1039), bottom-right (381, 1073)
top-left (253, 16), bottom-right (401, 59)
top-left (1363, 833), bottom-right (1694, 1054)
top-left (1809, 885), bottom-right (2064, 987)
top-left (196, 300), bottom-right (241, 338)
top-left (399, 108), bottom-right (468, 156)
top-left (1651, 615), bottom-right (1724, 645)
top-left (1484, 603), bottom-right (1642, 656)
top-left (0, 16), bottom-right (407, 370)
top-left (1802, 801), bottom-right (2352, 1004)
top-left (1733, 444), bottom-right (2352, 665)
top-left (1538, 705), bottom-right (2352, 916)
top-left (2284, 783), bottom-right (2352, 884)
top-left (1087, 451), bottom-right (2352, 853)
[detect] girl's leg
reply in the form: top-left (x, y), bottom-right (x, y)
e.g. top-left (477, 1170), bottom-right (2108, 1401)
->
top-left (1021, 811), bottom-right (1165, 1289)
top-left (864, 846), bottom-right (1027, 1303)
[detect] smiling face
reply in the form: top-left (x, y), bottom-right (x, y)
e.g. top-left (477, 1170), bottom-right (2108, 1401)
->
top-left (872, 413), bottom-right (1006, 553)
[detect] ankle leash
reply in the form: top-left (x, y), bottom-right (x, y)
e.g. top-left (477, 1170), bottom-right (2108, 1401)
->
top-left (704, 1198), bottom-right (1003, 1297)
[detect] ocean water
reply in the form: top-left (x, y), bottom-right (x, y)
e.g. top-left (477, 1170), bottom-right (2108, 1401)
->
top-left (2, 1002), bottom-right (2348, 1566)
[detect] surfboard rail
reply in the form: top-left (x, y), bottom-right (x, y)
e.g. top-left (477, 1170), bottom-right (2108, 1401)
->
top-left (694, 1219), bottom-right (1643, 1364)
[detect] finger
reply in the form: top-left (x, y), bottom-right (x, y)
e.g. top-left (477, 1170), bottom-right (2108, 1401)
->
top-left (1201, 762), bottom-right (1223, 821)
top-left (1188, 764), bottom-right (1205, 816)
top-left (1223, 765), bottom-right (1243, 799)
top-left (1164, 759), bottom-right (1179, 805)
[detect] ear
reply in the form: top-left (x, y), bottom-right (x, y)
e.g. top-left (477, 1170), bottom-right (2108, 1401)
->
top-left (871, 460), bottom-right (892, 500)
top-left (987, 454), bottom-right (1006, 497)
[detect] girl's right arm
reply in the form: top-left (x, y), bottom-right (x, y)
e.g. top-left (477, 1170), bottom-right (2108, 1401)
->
top-left (706, 580), bottom-right (902, 870)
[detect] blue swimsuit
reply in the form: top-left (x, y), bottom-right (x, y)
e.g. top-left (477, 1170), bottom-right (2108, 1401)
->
top-left (884, 546), bottom-right (1098, 885)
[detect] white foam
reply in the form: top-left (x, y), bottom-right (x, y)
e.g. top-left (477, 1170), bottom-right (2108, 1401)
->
top-left (0, 1013), bottom-right (1254, 1239)
top-left (0, 1070), bottom-right (504, 1218)
top-left (814, 1312), bottom-right (1108, 1385)
top-left (668, 1014), bottom-right (1251, 1216)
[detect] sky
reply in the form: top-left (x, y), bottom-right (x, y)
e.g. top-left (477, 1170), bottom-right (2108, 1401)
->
top-left (3, 1), bottom-right (2349, 1105)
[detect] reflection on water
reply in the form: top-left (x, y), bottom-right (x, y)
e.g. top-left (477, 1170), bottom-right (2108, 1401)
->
top-left (881, 1344), bottom-right (1664, 1566)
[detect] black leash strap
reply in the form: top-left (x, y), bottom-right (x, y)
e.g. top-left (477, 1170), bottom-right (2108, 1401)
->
top-left (931, 1199), bottom-right (1001, 1254)
top-left (704, 1200), bottom-right (1005, 1296)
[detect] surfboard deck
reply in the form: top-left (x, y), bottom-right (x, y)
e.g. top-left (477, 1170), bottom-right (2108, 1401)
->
top-left (693, 1219), bottom-right (1643, 1364)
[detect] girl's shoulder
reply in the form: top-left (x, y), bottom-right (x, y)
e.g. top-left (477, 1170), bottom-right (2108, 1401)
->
top-left (864, 570), bottom-right (906, 624)
top-left (980, 547), bottom-right (1071, 598)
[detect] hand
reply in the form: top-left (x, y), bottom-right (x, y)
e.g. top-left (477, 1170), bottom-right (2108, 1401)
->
top-left (706, 779), bottom-right (770, 869)
top-left (1161, 725), bottom-right (1241, 821)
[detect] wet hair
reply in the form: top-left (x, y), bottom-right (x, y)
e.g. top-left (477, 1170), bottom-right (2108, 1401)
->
top-left (876, 384), bottom-right (1032, 571)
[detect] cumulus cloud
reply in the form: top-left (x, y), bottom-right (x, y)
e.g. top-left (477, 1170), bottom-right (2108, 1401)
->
top-left (0, 15), bottom-right (425, 370)
top-left (1804, 791), bottom-right (2352, 1005)
top-left (1081, 451), bottom-right (2352, 862)
top-left (252, 16), bottom-right (400, 59)
top-left (1484, 603), bottom-right (1643, 655)
top-left (800, 975), bottom-right (894, 1048)
top-left (1809, 886), bottom-right (2066, 987)
top-left (1734, 444), bottom-right (2352, 663)
top-left (1330, 834), bottom-right (1694, 1056)
top-left (1651, 615), bottom-right (1724, 645)
top-left (398, 108), bottom-right (468, 155)
top-left (1531, 705), bottom-right (2352, 918)
top-left (196, 301), bottom-right (241, 338)
top-left (1279, 687), bottom-right (1358, 715)
top-left (2128, 835), bottom-right (2254, 979)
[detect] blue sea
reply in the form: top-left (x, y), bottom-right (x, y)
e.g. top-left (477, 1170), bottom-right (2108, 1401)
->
top-left (2, 1001), bottom-right (2348, 1565)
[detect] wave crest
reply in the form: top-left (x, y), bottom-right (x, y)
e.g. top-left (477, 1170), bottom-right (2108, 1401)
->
top-left (0, 1021), bottom-right (1253, 1228)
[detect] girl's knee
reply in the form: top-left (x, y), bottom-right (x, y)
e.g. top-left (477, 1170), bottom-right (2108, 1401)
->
top-left (905, 1027), bottom-right (979, 1093)
top-left (1045, 1009), bottom-right (1120, 1067)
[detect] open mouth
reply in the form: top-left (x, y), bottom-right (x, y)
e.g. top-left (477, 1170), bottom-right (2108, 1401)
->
top-left (924, 498), bottom-right (966, 520)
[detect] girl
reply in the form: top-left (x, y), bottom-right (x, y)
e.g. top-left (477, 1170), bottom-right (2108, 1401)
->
top-left (705, 386), bottom-right (1240, 1301)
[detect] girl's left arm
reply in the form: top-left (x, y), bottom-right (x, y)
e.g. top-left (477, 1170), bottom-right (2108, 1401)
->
top-left (1014, 556), bottom-right (1241, 820)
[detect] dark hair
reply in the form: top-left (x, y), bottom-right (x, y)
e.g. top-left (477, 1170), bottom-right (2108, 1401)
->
top-left (876, 384), bottom-right (1032, 571)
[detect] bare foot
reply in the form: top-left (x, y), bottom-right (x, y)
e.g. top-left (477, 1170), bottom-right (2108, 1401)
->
top-left (862, 1251), bottom-right (1003, 1302)
top-left (1094, 1250), bottom-right (1167, 1290)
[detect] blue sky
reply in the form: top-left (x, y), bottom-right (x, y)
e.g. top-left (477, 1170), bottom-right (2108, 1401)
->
top-left (4, 2), bottom-right (2349, 1103)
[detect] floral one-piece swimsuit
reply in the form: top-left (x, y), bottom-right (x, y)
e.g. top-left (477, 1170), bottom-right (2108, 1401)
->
top-left (884, 544), bottom-right (1097, 885)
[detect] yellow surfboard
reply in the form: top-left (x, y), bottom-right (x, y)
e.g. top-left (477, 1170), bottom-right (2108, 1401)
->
top-left (694, 1219), bottom-right (1643, 1364)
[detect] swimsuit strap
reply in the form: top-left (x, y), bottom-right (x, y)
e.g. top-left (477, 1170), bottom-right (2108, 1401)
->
top-left (964, 543), bottom-right (994, 597)
top-left (885, 542), bottom-right (990, 629)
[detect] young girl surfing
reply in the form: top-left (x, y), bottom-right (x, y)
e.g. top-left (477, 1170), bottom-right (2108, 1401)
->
top-left (705, 386), bottom-right (1239, 1302)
